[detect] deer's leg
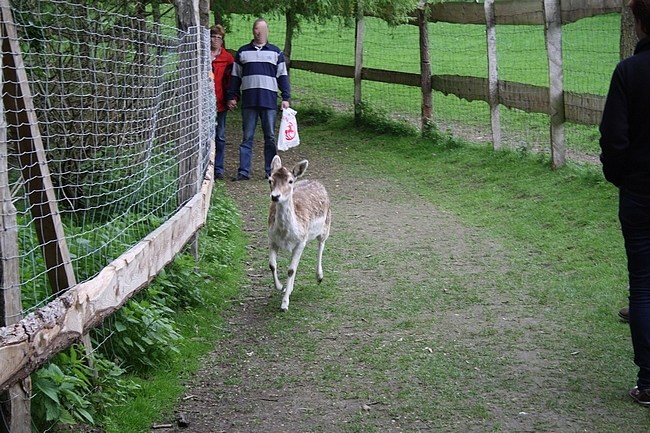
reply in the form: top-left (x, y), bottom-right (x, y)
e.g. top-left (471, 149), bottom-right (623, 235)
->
top-left (281, 242), bottom-right (307, 312)
top-left (316, 236), bottom-right (326, 283)
top-left (269, 246), bottom-right (283, 291)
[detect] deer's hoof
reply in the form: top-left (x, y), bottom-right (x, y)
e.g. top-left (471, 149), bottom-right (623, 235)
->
top-left (280, 306), bottom-right (289, 312)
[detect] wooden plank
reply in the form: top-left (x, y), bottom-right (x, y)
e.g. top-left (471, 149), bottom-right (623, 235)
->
top-left (545, 0), bottom-right (566, 168)
top-left (564, 91), bottom-right (605, 125)
top-left (494, 0), bottom-right (544, 25)
top-left (0, 140), bottom-right (215, 392)
top-left (290, 60), bottom-right (354, 78)
top-left (0, 1), bottom-right (77, 294)
top-left (485, 0), bottom-right (502, 149)
top-left (498, 80), bottom-right (550, 113)
top-left (429, 1), bottom-right (485, 24)
top-left (362, 68), bottom-right (421, 86)
top-left (432, 74), bottom-right (488, 103)
top-left (561, 0), bottom-right (621, 24)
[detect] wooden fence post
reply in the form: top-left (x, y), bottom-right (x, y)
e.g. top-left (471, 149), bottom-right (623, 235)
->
top-left (417, 0), bottom-right (433, 136)
top-left (485, 0), bottom-right (502, 149)
top-left (175, 0), bottom-right (202, 258)
top-left (543, 0), bottom-right (566, 169)
top-left (0, 72), bottom-right (31, 433)
top-left (354, 0), bottom-right (364, 125)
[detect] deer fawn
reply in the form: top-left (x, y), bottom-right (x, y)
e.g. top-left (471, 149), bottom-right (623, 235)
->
top-left (268, 155), bottom-right (331, 312)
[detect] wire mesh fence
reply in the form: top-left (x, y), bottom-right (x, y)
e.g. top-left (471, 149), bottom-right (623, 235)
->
top-left (226, 8), bottom-right (620, 162)
top-left (3, 0), bottom-right (214, 318)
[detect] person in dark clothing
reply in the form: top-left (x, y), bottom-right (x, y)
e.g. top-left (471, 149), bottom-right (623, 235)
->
top-left (600, 0), bottom-right (650, 406)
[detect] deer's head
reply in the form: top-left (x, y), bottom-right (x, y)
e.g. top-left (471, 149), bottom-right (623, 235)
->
top-left (268, 155), bottom-right (308, 203)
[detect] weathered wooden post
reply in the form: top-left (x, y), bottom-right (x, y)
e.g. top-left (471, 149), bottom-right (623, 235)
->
top-left (354, 0), bottom-right (364, 125)
top-left (175, 0), bottom-right (202, 258)
top-left (543, 0), bottom-right (566, 169)
top-left (0, 61), bottom-right (31, 433)
top-left (417, 0), bottom-right (433, 137)
top-left (484, 0), bottom-right (502, 149)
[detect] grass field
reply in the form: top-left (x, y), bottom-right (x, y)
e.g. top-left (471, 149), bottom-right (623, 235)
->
top-left (224, 12), bottom-right (621, 158)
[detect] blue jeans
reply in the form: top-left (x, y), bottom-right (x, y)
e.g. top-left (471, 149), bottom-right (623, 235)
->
top-left (620, 188), bottom-right (650, 390)
top-left (215, 110), bottom-right (228, 175)
top-left (237, 108), bottom-right (277, 178)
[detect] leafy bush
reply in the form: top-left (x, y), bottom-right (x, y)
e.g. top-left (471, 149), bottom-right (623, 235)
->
top-left (94, 297), bottom-right (181, 372)
top-left (32, 345), bottom-right (139, 430)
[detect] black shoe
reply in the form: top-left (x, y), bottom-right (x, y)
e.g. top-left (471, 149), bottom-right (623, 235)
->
top-left (619, 307), bottom-right (629, 323)
top-left (215, 172), bottom-right (224, 180)
top-left (231, 174), bottom-right (250, 182)
top-left (630, 386), bottom-right (650, 406)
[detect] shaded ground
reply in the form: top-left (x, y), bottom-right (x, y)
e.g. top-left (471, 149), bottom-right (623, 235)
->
top-left (155, 125), bottom-right (635, 432)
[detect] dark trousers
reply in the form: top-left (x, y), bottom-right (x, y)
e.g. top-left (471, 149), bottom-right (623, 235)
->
top-left (620, 188), bottom-right (650, 390)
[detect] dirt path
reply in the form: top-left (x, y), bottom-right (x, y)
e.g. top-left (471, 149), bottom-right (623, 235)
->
top-left (162, 131), bottom-right (630, 432)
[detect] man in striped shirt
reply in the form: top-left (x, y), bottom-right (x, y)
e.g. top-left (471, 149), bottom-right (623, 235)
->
top-left (227, 18), bottom-right (291, 181)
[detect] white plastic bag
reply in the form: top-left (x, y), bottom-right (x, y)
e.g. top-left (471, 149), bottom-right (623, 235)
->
top-left (277, 107), bottom-right (300, 151)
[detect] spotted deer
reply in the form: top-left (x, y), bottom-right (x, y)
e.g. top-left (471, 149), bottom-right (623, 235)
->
top-left (268, 155), bottom-right (331, 312)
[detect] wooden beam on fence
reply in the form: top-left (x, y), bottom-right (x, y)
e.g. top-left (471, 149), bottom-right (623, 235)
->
top-left (544, 0), bottom-right (566, 169)
top-left (564, 91), bottom-right (605, 125)
top-left (485, 0), bottom-right (502, 150)
top-left (354, 0), bottom-right (364, 124)
top-left (0, 143), bottom-right (215, 393)
top-left (432, 74), bottom-right (488, 103)
top-left (0, 0), bottom-right (77, 295)
top-left (417, 0), bottom-right (433, 136)
top-left (429, 1), bottom-right (485, 24)
top-left (0, 60), bottom-right (31, 433)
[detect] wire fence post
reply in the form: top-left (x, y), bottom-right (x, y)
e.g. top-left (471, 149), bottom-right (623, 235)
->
top-left (544, 0), bottom-right (566, 168)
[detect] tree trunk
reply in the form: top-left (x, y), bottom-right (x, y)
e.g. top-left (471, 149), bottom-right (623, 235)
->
top-left (620, 1), bottom-right (636, 60)
top-left (284, 9), bottom-right (296, 70)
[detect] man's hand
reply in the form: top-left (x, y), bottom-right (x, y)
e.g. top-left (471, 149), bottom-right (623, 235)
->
top-left (228, 99), bottom-right (237, 111)
top-left (281, 100), bottom-right (290, 110)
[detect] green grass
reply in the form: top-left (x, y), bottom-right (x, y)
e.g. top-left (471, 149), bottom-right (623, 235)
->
top-left (269, 113), bottom-right (637, 431)
top-left (224, 13), bottom-right (620, 157)
top-left (100, 185), bottom-right (247, 433)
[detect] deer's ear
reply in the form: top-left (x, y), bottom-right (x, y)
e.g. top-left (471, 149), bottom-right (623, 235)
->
top-left (292, 160), bottom-right (309, 178)
top-left (271, 155), bottom-right (282, 172)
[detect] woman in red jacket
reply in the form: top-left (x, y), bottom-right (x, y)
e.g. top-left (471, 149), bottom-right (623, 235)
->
top-left (211, 25), bottom-right (234, 179)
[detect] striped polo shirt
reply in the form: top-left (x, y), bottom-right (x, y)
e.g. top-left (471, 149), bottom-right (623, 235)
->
top-left (228, 42), bottom-right (290, 110)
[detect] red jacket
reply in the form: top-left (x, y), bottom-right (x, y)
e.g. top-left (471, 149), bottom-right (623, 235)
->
top-left (212, 49), bottom-right (235, 113)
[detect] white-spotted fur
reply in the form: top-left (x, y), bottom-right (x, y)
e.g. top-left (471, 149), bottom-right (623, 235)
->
top-left (268, 155), bottom-right (331, 311)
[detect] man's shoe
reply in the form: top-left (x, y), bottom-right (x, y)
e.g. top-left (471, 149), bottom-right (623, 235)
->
top-left (619, 307), bottom-right (629, 323)
top-left (630, 387), bottom-right (650, 406)
top-left (215, 172), bottom-right (224, 180)
top-left (231, 174), bottom-right (250, 182)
